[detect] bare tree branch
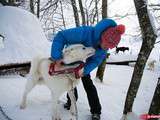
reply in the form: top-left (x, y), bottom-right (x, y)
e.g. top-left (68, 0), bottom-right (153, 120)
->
top-left (70, 0), bottom-right (80, 27)
top-left (60, 0), bottom-right (66, 29)
top-left (149, 4), bottom-right (160, 7)
top-left (40, 0), bottom-right (58, 12)
top-left (109, 13), bottom-right (136, 20)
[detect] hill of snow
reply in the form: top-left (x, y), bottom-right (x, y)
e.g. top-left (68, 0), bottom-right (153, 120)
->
top-left (0, 6), bottom-right (51, 65)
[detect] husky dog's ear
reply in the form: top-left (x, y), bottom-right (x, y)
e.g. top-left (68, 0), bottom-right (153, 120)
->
top-left (0, 34), bottom-right (4, 40)
top-left (0, 34), bottom-right (5, 49)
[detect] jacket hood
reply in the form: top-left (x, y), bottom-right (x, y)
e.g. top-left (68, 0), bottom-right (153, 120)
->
top-left (93, 19), bottom-right (117, 47)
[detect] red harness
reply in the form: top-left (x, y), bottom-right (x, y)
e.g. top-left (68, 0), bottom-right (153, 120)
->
top-left (48, 62), bottom-right (85, 79)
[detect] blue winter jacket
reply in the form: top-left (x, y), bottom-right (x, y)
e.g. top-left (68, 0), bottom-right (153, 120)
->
top-left (51, 19), bottom-right (117, 75)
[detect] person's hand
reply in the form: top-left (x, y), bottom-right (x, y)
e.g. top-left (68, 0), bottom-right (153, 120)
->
top-left (78, 68), bottom-right (84, 78)
top-left (55, 59), bottom-right (63, 71)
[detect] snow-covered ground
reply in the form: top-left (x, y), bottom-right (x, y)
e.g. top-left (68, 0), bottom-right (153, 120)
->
top-left (0, 4), bottom-right (160, 120)
top-left (0, 65), bottom-right (159, 120)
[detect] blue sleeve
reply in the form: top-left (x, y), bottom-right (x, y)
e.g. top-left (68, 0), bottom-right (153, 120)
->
top-left (51, 31), bottom-right (66, 60)
top-left (83, 49), bottom-right (107, 75)
top-left (61, 27), bottom-right (86, 44)
top-left (51, 26), bottom-right (90, 60)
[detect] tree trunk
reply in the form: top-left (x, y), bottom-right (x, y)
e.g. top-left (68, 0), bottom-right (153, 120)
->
top-left (102, 0), bottom-right (107, 18)
top-left (30, 0), bottom-right (35, 14)
top-left (70, 0), bottom-right (80, 27)
top-left (0, 0), bottom-right (8, 5)
top-left (60, 0), bottom-right (66, 29)
top-left (8, 0), bottom-right (15, 5)
top-left (86, 9), bottom-right (89, 25)
top-left (123, 0), bottom-right (157, 114)
top-left (1, 0), bottom-right (17, 6)
top-left (92, 0), bottom-right (99, 25)
top-left (78, 0), bottom-right (86, 25)
top-left (148, 77), bottom-right (160, 120)
top-left (96, 0), bottom-right (107, 82)
top-left (95, 0), bottom-right (99, 23)
top-left (37, 0), bottom-right (40, 18)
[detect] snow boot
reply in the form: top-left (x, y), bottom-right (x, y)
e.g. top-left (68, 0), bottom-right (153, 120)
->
top-left (92, 114), bottom-right (101, 120)
top-left (64, 102), bottom-right (71, 110)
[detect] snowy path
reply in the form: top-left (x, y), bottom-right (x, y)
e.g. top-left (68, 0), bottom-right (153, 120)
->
top-left (0, 65), bottom-right (159, 120)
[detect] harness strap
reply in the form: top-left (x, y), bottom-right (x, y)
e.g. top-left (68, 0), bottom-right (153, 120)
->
top-left (74, 63), bottom-right (84, 79)
top-left (48, 62), bottom-right (85, 79)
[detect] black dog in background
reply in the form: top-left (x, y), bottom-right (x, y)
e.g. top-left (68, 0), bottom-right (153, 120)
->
top-left (116, 46), bottom-right (129, 54)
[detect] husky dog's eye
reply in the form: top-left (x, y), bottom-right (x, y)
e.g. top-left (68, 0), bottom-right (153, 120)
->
top-left (82, 47), bottom-right (86, 50)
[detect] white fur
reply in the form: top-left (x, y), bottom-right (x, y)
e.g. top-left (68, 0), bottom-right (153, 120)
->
top-left (147, 60), bottom-right (156, 71)
top-left (20, 44), bottom-right (95, 120)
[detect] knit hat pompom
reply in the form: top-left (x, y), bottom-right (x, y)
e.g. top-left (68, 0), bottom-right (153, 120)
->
top-left (115, 24), bottom-right (125, 34)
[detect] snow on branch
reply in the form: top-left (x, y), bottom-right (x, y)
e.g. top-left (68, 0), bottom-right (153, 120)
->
top-left (108, 13), bottom-right (136, 20)
top-left (149, 4), bottom-right (160, 10)
top-left (149, 4), bottom-right (160, 7)
top-left (40, 0), bottom-right (58, 12)
top-left (147, 3), bottom-right (160, 36)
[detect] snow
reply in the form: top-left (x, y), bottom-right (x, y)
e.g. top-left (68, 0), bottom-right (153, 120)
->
top-left (0, 65), bottom-right (159, 120)
top-left (107, 54), bottom-right (137, 62)
top-left (0, 3), bottom-right (160, 120)
top-left (0, 6), bottom-right (51, 65)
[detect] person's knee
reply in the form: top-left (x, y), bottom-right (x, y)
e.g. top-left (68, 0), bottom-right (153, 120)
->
top-left (82, 74), bottom-right (91, 80)
top-left (82, 75), bottom-right (92, 84)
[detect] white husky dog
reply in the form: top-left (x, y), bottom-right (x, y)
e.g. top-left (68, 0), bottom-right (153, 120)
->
top-left (20, 44), bottom-right (95, 120)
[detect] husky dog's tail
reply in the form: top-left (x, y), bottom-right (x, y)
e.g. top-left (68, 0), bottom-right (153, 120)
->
top-left (29, 56), bottom-right (42, 75)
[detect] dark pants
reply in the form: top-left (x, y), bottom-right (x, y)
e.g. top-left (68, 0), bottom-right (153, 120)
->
top-left (66, 74), bottom-right (101, 114)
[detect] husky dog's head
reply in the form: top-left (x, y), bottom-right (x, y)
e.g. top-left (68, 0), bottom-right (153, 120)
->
top-left (63, 44), bottom-right (95, 64)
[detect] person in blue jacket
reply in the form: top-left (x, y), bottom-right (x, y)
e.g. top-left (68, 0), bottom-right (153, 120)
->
top-left (51, 19), bottom-right (125, 120)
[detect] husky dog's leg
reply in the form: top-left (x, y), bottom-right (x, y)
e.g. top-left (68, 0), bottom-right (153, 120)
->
top-left (68, 89), bottom-right (77, 120)
top-left (51, 91), bottom-right (61, 120)
top-left (20, 75), bottom-right (37, 109)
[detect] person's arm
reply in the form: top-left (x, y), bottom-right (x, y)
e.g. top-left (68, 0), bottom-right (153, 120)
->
top-left (51, 31), bottom-right (66, 60)
top-left (51, 26), bottom-right (90, 60)
top-left (83, 49), bottom-right (107, 75)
